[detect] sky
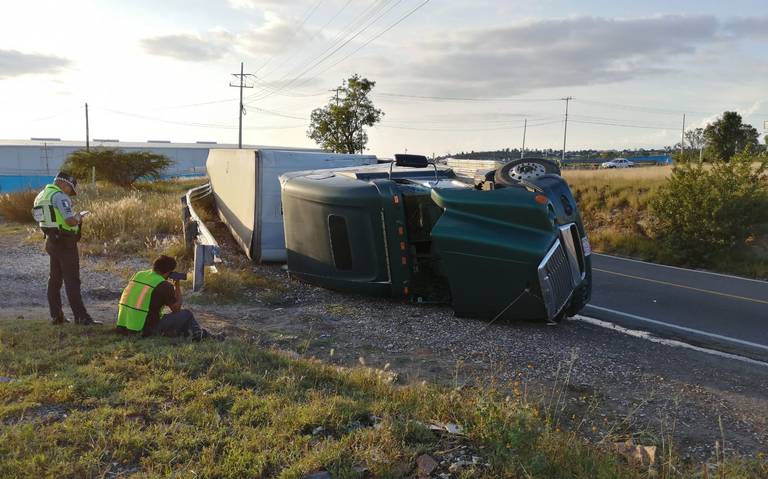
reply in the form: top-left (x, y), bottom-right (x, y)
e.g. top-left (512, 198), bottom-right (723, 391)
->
top-left (1, 0), bottom-right (767, 157)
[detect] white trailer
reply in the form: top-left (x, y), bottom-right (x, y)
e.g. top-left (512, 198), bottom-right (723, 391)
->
top-left (207, 148), bottom-right (377, 262)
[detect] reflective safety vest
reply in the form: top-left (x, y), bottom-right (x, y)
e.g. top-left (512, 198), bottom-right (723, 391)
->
top-left (31, 183), bottom-right (79, 233)
top-left (116, 270), bottom-right (167, 332)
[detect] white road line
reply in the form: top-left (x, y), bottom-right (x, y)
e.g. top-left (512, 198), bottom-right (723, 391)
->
top-left (571, 315), bottom-right (768, 368)
top-left (585, 304), bottom-right (768, 353)
top-left (593, 253), bottom-right (768, 285)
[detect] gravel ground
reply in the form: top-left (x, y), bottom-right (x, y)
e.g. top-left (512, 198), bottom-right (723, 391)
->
top-left (2, 225), bottom-right (767, 464)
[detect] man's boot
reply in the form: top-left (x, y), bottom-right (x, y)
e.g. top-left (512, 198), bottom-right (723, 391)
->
top-left (51, 315), bottom-right (70, 325)
top-left (75, 315), bottom-right (103, 326)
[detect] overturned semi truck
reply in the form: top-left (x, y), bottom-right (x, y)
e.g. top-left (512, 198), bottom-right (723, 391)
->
top-left (280, 155), bottom-right (592, 322)
top-left (206, 148), bottom-right (378, 262)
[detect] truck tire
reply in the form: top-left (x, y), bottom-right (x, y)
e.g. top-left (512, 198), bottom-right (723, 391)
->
top-left (494, 158), bottom-right (561, 187)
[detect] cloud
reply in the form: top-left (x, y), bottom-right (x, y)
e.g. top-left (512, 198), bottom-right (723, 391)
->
top-left (0, 49), bottom-right (72, 79)
top-left (141, 11), bottom-right (313, 61)
top-left (228, 0), bottom-right (283, 9)
top-left (386, 15), bottom-right (726, 96)
top-left (723, 16), bottom-right (768, 40)
top-left (140, 31), bottom-right (235, 61)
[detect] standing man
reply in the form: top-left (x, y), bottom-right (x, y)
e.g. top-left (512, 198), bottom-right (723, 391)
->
top-left (32, 172), bottom-right (101, 326)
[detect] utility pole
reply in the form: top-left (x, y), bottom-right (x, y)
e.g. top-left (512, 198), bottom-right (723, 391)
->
top-left (680, 114), bottom-right (686, 158)
top-left (229, 62), bottom-right (255, 149)
top-left (85, 102), bottom-right (90, 152)
top-left (329, 87), bottom-right (343, 106)
top-left (561, 96), bottom-right (572, 167)
top-left (521, 118), bottom-right (527, 159)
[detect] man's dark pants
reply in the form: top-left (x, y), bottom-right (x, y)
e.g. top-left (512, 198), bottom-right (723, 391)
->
top-left (157, 310), bottom-right (210, 340)
top-left (45, 236), bottom-right (89, 320)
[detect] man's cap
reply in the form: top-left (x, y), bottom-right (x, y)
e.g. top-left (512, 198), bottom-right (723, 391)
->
top-left (55, 172), bottom-right (78, 195)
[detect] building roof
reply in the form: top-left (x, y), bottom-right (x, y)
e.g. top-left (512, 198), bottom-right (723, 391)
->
top-left (0, 139), bottom-right (321, 151)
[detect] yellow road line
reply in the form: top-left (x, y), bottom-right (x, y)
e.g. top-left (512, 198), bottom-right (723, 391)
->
top-left (593, 268), bottom-right (768, 305)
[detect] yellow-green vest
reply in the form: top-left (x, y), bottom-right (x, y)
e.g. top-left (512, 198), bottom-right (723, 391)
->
top-left (31, 183), bottom-right (79, 233)
top-left (116, 270), bottom-right (167, 332)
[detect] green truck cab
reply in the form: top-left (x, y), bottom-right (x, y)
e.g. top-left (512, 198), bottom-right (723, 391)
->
top-left (280, 156), bottom-right (591, 323)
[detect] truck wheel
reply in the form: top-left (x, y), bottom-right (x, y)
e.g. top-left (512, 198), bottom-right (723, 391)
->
top-left (494, 158), bottom-right (561, 187)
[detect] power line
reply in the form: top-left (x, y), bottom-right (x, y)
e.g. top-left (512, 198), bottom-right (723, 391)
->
top-left (256, 0), bottom-right (354, 81)
top-left (299, 0), bottom-right (434, 86)
top-left (95, 106), bottom-right (304, 130)
top-left (569, 119), bottom-right (678, 130)
top-left (253, 0), bottom-right (326, 75)
top-left (250, 0), bottom-right (411, 103)
top-left (375, 92), bottom-right (561, 102)
top-left (377, 119), bottom-right (562, 132)
top-left (575, 98), bottom-right (710, 116)
top-left (246, 0), bottom-right (388, 100)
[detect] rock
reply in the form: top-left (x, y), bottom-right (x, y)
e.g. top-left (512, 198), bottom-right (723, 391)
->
top-left (304, 472), bottom-right (332, 479)
top-left (429, 422), bottom-right (465, 435)
top-left (612, 440), bottom-right (657, 466)
top-left (416, 454), bottom-right (438, 476)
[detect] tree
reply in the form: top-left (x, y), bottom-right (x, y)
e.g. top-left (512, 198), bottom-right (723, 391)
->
top-left (685, 127), bottom-right (706, 151)
top-left (63, 148), bottom-right (173, 187)
top-left (703, 111), bottom-right (759, 161)
top-left (651, 151), bottom-right (768, 263)
top-left (307, 75), bottom-right (383, 154)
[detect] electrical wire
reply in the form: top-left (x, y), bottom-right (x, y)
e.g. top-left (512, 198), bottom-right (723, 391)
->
top-left (569, 119), bottom-right (678, 130)
top-left (246, 0), bottom-right (390, 100)
top-left (250, 0), bottom-right (413, 103)
top-left (378, 119), bottom-right (563, 132)
top-left (297, 0), bottom-right (433, 87)
top-left (253, 0), bottom-right (326, 75)
top-left (256, 0), bottom-right (354, 81)
top-left (375, 92), bottom-right (562, 102)
top-left (94, 107), bottom-right (304, 130)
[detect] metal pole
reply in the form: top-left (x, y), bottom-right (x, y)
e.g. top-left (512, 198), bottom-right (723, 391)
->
top-left (238, 62), bottom-right (243, 149)
top-left (521, 118), bottom-right (527, 159)
top-left (193, 244), bottom-right (206, 292)
top-left (85, 102), bottom-right (90, 152)
top-left (229, 63), bottom-right (254, 148)
top-left (680, 114), bottom-right (686, 158)
top-left (561, 96), bottom-right (572, 167)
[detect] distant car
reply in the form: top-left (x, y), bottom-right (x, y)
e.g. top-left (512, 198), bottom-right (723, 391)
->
top-left (600, 158), bottom-right (635, 169)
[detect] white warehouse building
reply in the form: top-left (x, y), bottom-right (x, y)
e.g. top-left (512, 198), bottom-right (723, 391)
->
top-left (0, 138), bottom-right (234, 193)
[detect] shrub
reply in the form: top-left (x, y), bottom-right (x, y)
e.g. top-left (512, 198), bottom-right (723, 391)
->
top-left (63, 148), bottom-right (173, 187)
top-left (0, 189), bottom-right (37, 223)
top-left (650, 151), bottom-right (768, 263)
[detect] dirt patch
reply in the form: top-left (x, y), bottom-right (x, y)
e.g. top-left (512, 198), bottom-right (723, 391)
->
top-left (3, 225), bottom-right (768, 463)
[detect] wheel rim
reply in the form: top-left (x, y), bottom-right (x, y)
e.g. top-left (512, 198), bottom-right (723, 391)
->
top-left (508, 162), bottom-right (547, 180)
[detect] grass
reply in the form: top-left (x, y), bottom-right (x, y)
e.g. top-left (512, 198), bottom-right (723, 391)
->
top-left (187, 266), bottom-right (286, 304)
top-left (0, 189), bottom-right (38, 223)
top-left (2, 320), bottom-right (764, 479)
top-left (563, 166), bottom-right (768, 279)
top-left (0, 179), bottom-right (205, 261)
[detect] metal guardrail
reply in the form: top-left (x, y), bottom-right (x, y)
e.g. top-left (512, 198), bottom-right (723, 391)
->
top-left (181, 183), bottom-right (220, 292)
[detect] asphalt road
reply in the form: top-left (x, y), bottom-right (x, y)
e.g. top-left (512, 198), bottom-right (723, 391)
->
top-left (584, 253), bottom-right (768, 360)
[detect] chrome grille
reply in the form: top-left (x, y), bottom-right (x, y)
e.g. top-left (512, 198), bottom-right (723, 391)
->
top-left (537, 239), bottom-right (575, 320)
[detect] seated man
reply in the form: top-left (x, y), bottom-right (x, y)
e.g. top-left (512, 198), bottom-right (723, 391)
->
top-left (116, 255), bottom-right (223, 340)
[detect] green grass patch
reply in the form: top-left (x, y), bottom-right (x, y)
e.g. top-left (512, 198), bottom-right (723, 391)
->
top-left (0, 179), bottom-right (204, 260)
top-left (564, 167), bottom-right (768, 279)
top-left (2, 321), bottom-right (765, 478)
top-left (0, 321), bottom-right (658, 478)
top-left (187, 266), bottom-right (285, 305)
top-left (0, 189), bottom-right (38, 223)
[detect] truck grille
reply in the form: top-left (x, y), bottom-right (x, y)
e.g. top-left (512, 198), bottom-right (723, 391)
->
top-left (537, 239), bottom-right (575, 320)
